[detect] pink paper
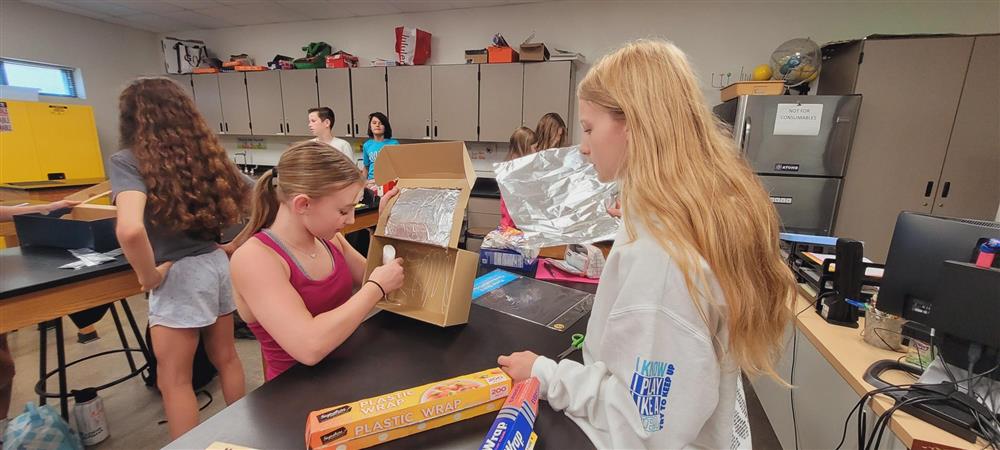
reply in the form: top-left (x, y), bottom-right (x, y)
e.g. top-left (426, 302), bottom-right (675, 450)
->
top-left (535, 259), bottom-right (600, 284)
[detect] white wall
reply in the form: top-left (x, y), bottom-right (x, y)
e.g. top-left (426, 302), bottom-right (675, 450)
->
top-left (166, 0), bottom-right (1000, 152)
top-left (0, 1), bottom-right (161, 163)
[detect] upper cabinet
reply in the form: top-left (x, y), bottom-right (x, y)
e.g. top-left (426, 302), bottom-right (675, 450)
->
top-left (350, 67), bottom-right (388, 138)
top-left (189, 63), bottom-right (574, 143)
top-left (431, 65), bottom-right (479, 142)
top-left (167, 74), bottom-right (195, 101)
top-left (218, 72), bottom-right (251, 135)
top-left (522, 61), bottom-right (572, 130)
top-left (387, 66), bottom-right (432, 140)
top-left (317, 69), bottom-right (354, 138)
top-left (191, 74), bottom-right (224, 134)
top-left (245, 71), bottom-right (284, 136)
top-left (479, 63), bottom-right (524, 143)
top-left (280, 69), bottom-right (320, 136)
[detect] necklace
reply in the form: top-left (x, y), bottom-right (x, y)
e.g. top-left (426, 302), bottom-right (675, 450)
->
top-left (288, 237), bottom-right (319, 259)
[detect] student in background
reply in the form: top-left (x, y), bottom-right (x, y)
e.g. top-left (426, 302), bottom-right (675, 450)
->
top-left (229, 141), bottom-right (404, 381)
top-left (307, 107), bottom-right (354, 162)
top-left (498, 40), bottom-right (796, 449)
top-left (110, 77), bottom-right (248, 439)
top-left (361, 112), bottom-right (399, 185)
top-left (534, 112), bottom-right (568, 150)
top-left (499, 127), bottom-right (538, 229)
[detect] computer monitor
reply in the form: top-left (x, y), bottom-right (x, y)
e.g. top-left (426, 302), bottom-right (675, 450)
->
top-left (877, 212), bottom-right (1000, 322)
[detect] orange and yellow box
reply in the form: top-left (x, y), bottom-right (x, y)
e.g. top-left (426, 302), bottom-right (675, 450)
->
top-left (305, 368), bottom-right (511, 449)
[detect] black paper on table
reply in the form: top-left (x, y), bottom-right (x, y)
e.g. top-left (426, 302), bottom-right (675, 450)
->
top-left (473, 276), bottom-right (594, 332)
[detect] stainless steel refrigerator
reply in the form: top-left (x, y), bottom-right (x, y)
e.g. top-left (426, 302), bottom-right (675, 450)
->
top-left (714, 94), bottom-right (861, 235)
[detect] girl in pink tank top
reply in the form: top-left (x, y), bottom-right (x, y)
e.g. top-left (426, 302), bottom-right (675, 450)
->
top-left (229, 141), bottom-right (405, 381)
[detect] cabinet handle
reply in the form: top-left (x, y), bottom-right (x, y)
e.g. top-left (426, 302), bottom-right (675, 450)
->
top-left (279, 123), bottom-right (284, 134)
top-left (347, 124), bottom-right (352, 136)
top-left (286, 122), bottom-right (290, 134)
top-left (426, 125), bottom-right (430, 137)
top-left (354, 123), bottom-right (358, 135)
top-left (225, 122), bottom-right (229, 132)
top-left (434, 125), bottom-right (438, 137)
top-left (941, 181), bottom-right (951, 198)
top-left (923, 181), bottom-right (934, 197)
top-left (219, 122), bottom-right (224, 133)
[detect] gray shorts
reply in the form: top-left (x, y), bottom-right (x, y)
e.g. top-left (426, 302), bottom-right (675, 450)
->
top-left (148, 248), bottom-right (235, 329)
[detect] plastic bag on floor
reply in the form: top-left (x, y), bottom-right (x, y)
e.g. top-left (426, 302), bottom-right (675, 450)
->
top-left (3, 402), bottom-right (83, 450)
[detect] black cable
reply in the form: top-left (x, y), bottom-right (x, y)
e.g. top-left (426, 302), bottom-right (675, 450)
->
top-left (869, 395), bottom-right (940, 450)
top-left (796, 291), bottom-right (828, 317)
top-left (873, 327), bottom-right (907, 353)
top-left (836, 364), bottom-right (1000, 450)
top-left (866, 391), bottom-right (938, 449)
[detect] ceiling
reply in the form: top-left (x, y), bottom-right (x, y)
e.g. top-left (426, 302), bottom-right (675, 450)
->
top-left (21, 0), bottom-right (543, 33)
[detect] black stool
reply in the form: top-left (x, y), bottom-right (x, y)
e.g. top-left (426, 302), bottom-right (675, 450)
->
top-left (35, 298), bottom-right (151, 419)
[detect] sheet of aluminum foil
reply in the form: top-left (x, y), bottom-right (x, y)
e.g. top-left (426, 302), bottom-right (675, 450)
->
top-left (494, 146), bottom-right (621, 248)
top-left (384, 187), bottom-right (460, 247)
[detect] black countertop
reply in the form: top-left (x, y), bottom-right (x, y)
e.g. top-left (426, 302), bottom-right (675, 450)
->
top-left (471, 177), bottom-right (501, 199)
top-left (0, 246), bottom-right (130, 300)
top-left (166, 278), bottom-right (598, 450)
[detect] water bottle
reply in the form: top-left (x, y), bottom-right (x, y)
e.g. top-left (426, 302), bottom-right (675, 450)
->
top-left (72, 388), bottom-right (109, 445)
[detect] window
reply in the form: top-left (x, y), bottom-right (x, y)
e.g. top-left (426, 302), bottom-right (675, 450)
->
top-left (0, 59), bottom-right (80, 98)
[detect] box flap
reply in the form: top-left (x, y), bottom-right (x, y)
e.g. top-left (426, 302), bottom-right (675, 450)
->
top-left (374, 142), bottom-right (476, 249)
top-left (374, 141), bottom-right (476, 188)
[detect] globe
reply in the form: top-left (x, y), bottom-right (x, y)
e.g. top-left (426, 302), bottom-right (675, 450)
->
top-left (769, 38), bottom-right (821, 87)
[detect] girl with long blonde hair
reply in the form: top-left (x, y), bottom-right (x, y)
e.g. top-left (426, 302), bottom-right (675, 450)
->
top-left (499, 40), bottom-right (796, 449)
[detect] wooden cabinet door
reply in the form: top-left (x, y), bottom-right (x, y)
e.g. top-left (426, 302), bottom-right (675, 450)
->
top-left (479, 63), bottom-right (523, 143)
top-left (350, 67), bottom-right (387, 138)
top-left (218, 72), bottom-right (251, 135)
top-left (192, 74), bottom-right (224, 134)
top-left (245, 71), bottom-right (284, 136)
top-left (522, 61), bottom-right (572, 132)
top-left (317, 69), bottom-right (354, 138)
top-left (280, 69), bottom-right (319, 136)
top-left (834, 37), bottom-right (974, 262)
top-left (387, 66), bottom-right (431, 140)
top-left (932, 35), bottom-right (1000, 220)
top-left (431, 65), bottom-right (479, 142)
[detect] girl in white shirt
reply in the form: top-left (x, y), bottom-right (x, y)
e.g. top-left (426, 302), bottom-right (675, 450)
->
top-left (308, 107), bottom-right (354, 162)
top-left (498, 40), bottom-right (797, 449)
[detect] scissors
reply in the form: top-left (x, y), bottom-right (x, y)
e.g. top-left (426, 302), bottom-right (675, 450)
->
top-left (557, 333), bottom-right (585, 359)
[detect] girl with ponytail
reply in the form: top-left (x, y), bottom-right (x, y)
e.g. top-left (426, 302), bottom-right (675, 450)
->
top-left (230, 141), bottom-right (404, 381)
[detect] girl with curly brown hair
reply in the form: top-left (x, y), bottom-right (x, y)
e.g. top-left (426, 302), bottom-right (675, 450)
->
top-left (109, 77), bottom-right (250, 438)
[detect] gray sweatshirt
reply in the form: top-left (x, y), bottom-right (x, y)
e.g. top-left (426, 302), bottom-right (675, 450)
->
top-left (531, 221), bottom-right (751, 449)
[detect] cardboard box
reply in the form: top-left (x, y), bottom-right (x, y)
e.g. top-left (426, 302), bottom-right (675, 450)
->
top-left (465, 49), bottom-right (488, 64)
top-left (518, 42), bottom-right (550, 62)
top-left (315, 399), bottom-right (505, 450)
top-left (365, 142), bottom-right (479, 327)
top-left (487, 46), bottom-right (519, 64)
top-left (305, 368), bottom-right (511, 449)
top-left (720, 80), bottom-right (785, 102)
top-left (13, 181), bottom-right (118, 252)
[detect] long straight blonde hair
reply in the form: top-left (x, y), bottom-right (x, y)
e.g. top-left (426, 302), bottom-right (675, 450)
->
top-left (232, 141), bottom-right (364, 247)
top-left (579, 40), bottom-right (795, 379)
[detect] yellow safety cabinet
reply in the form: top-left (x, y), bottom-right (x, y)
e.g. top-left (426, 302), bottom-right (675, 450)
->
top-left (0, 100), bottom-right (104, 184)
